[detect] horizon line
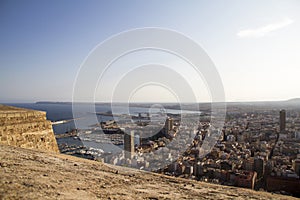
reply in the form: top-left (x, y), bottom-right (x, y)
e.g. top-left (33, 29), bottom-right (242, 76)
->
top-left (1, 98), bottom-right (299, 105)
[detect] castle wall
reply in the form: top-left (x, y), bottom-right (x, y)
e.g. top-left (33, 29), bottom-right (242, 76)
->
top-left (0, 105), bottom-right (59, 153)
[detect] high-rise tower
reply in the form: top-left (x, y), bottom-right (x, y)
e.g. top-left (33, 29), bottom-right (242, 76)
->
top-left (124, 129), bottom-right (135, 159)
top-left (165, 117), bottom-right (173, 134)
top-left (280, 109), bottom-right (286, 133)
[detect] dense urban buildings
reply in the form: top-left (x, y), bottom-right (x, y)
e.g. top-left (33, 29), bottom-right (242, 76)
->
top-left (158, 105), bottom-right (300, 197)
top-left (58, 102), bottom-right (300, 197)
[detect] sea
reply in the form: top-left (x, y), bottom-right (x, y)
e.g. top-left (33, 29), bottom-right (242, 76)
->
top-left (7, 103), bottom-right (200, 133)
top-left (6, 103), bottom-right (199, 154)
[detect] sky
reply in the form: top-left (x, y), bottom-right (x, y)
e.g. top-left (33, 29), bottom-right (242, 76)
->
top-left (0, 0), bottom-right (300, 103)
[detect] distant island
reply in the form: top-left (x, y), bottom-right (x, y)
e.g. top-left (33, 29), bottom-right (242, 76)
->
top-left (36, 101), bottom-right (73, 105)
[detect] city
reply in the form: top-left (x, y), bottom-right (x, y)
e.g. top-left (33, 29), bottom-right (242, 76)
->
top-left (56, 100), bottom-right (300, 197)
top-left (1, 1), bottom-right (300, 199)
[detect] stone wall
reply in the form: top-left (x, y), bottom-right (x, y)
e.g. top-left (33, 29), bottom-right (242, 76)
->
top-left (0, 105), bottom-right (59, 153)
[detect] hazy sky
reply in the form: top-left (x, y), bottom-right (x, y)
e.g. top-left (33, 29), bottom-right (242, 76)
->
top-left (1, 0), bottom-right (299, 103)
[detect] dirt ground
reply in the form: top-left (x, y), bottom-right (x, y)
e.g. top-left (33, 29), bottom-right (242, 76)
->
top-left (0, 144), bottom-right (297, 200)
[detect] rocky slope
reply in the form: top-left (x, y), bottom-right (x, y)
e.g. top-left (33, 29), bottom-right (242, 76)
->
top-left (0, 144), bottom-right (297, 200)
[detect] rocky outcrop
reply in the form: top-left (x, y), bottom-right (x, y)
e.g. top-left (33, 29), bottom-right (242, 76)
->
top-left (0, 105), bottom-right (59, 153)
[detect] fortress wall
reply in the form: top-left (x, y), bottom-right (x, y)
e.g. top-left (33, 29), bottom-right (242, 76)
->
top-left (0, 105), bottom-right (59, 153)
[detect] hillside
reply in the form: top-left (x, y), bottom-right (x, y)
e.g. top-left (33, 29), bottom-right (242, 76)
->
top-left (0, 144), bottom-right (296, 200)
top-left (286, 98), bottom-right (300, 103)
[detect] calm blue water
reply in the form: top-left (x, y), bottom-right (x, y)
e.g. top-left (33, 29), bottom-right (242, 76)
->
top-left (7, 103), bottom-right (110, 133)
top-left (7, 103), bottom-right (197, 134)
top-left (5, 103), bottom-right (201, 154)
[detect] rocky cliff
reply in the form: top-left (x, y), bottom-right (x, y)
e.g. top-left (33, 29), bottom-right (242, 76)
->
top-left (0, 105), bottom-right (59, 153)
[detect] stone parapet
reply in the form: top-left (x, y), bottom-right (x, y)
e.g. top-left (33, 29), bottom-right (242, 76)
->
top-left (0, 105), bottom-right (59, 153)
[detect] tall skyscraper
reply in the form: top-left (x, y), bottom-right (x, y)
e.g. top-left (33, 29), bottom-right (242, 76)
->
top-left (165, 117), bottom-right (173, 134)
top-left (124, 129), bottom-right (135, 159)
top-left (292, 159), bottom-right (300, 176)
top-left (280, 109), bottom-right (286, 133)
top-left (254, 157), bottom-right (264, 178)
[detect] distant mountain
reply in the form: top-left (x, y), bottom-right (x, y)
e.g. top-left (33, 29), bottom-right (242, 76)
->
top-left (286, 98), bottom-right (300, 103)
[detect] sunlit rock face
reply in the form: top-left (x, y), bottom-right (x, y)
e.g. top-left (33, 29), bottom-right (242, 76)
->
top-left (0, 105), bottom-right (59, 153)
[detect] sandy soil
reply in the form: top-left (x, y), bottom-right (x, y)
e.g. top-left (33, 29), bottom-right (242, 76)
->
top-left (0, 144), bottom-right (297, 200)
